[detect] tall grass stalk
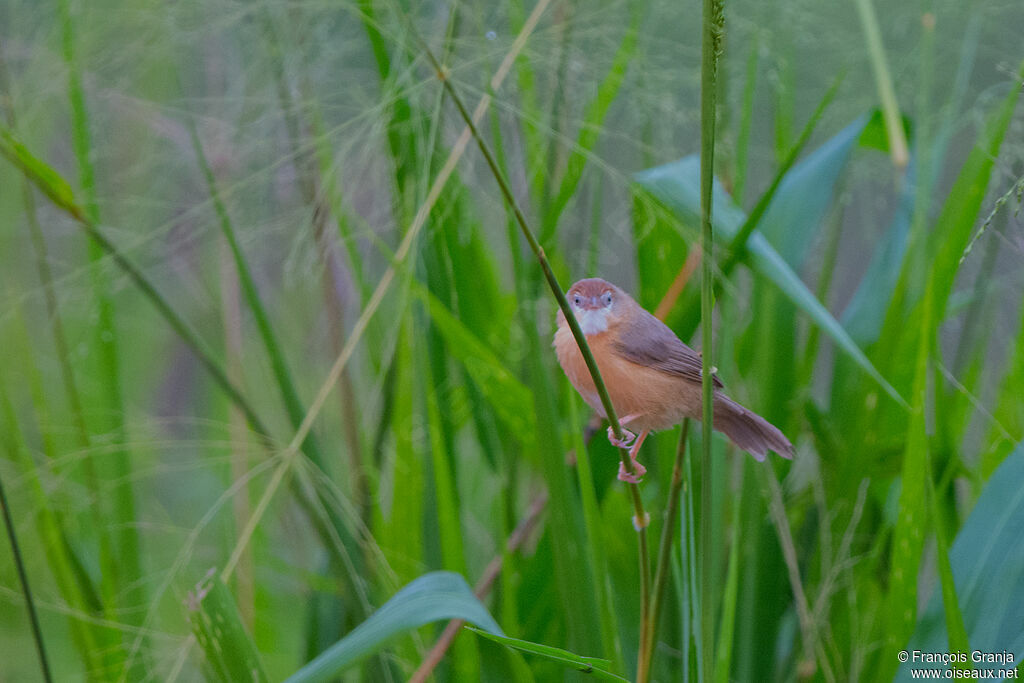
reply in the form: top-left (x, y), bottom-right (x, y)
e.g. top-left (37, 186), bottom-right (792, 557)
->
top-left (639, 421), bottom-right (691, 681)
top-left (853, 0), bottom-right (909, 169)
top-left (699, 0), bottom-right (724, 680)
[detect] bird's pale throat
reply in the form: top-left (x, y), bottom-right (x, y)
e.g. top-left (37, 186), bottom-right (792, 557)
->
top-left (573, 307), bottom-right (610, 336)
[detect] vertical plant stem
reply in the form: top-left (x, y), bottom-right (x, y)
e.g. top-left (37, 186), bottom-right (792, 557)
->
top-left (0, 471), bottom-right (53, 683)
top-left (854, 0), bottom-right (909, 169)
top-left (219, 240), bottom-right (254, 627)
top-left (639, 420), bottom-right (691, 681)
top-left (713, 460), bottom-right (745, 683)
top-left (699, 0), bottom-right (724, 680)
top-left (569, 394), bottom-right (623, 669)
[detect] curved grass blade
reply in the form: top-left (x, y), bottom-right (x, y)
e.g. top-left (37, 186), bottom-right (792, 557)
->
top-left (188, 121), bottom-right (329, 468)
top-left (285, 572), bottom-right (503, 683)
top-left (0, 448), bottom-right (53, 683)
top-left (466, 627), bottom-right (629, 682)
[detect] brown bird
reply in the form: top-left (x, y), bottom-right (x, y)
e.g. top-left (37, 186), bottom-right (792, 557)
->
top-left (554, 278), bottom-right (793, 482)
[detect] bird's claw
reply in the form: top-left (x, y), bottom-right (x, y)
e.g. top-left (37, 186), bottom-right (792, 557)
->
top-left (607, 425), bottom-right (637, 449)
top-left (617, 459), bottom-right (647, 484)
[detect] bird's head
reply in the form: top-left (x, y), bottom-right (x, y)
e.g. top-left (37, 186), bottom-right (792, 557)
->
top-left (565, 278), bottom-right (627, 336)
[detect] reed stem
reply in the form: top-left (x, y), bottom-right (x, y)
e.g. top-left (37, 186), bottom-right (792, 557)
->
top-left (699, 0), bottom-right (724, 680)
top-left (638, 420), bottom-right (691, 682)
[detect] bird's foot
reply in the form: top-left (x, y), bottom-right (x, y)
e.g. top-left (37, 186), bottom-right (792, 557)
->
top-left (617, 458), bottom-right (647, 484)
top-left (607, 425), bottom-right (637, 449)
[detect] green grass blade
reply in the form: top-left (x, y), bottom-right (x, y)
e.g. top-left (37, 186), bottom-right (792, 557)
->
top-left (733, 36), bottom-right (759, 204)
top-left (567, 394), bottom-right (622, 670)
top-left (285, 572), bottom-right (502, 683)
top-left (840, 156), bottom-right (914, 345)
top-left (925, 460), bottom-right (970, 665)
top-left (723, 76), bottom-right (845, 272)
top-left (188, 570), bottom-right (269, 683)
top-left (540, 2), bottom-right (642, 243)
top-left (188, 120), bottom-right (329, 470)
top-left (698, 3), bottom-right (724, 681)
top-left (928, 60), bottom-right (1023, 318)
top-left (466, 627), bottom-right (630, 682)
top-left (58, 3), bottom-right (141, 648)
top-left (713, 474), bottom-right (743, 683)
top-left (880, 275), bottom-right (933, 680)
top-left (415, 283), bottom-right (536, 443)
top-left (0, 129), bottom-right (79, 215)
top-left (0, 412), bottom-right (54, 683)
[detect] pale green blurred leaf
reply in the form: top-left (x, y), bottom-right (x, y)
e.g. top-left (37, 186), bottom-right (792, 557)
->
top-left (897, 444), bottom-right (1024, 680)
top-left (285, 572), bottom-right (503, 683)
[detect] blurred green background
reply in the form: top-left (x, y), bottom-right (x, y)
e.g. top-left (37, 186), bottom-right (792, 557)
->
top-left (1, 0), bottom-right (1023, 680)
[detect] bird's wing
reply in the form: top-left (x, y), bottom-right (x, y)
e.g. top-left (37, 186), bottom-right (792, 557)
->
top-left (612, 308), bottom-right (723, 388)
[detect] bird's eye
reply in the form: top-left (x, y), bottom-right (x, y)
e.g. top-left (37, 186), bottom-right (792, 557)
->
top-left (573, 295), bottom-right (582, 306)
top-left (602, 292), bottom-right (613, 306)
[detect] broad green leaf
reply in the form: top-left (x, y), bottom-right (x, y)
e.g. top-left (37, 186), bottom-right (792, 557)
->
top-left (188, 570), bottom-right (269, 683)
top-left (841, 159), bottom-right (914, 345)
top-left (758, 116), bottom-right (867, 267)
top-left (633, 154), bottom-right (906, 407)
top-left (465, 626), bottom-right (629, 682)
top-left (896, 444), bottom-right (1024, 681)
top-left (285, 572), bottom-right (503, 683)
top-left (415, 283), bottom-right (537, 443)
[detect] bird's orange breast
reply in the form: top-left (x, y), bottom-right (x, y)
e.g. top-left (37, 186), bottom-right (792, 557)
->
top-left (554, 322), bottom-right (695, 432)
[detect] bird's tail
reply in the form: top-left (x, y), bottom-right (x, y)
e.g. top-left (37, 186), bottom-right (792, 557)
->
top-left (711, 394), bottom-right (794, 461)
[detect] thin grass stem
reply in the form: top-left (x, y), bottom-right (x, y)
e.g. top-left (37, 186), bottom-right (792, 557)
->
top-left (699, 0), bottom-right (724, 680)
top-left (639, 420), bottom-right (691, 681)
top-left (0, 471), bottom-right (53, 683)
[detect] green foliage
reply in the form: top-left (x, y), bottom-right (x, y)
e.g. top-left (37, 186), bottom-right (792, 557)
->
top-left (899, 445), bottom-right (1024, 679)
top-left (1, 1), bottom-right (1022, 681)
top-left (286, 572), bottom-right (502, 683)
top-left (466, 626), bottom-right (629, 681)
top-left (188, 570), bottom-right (269, 683)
